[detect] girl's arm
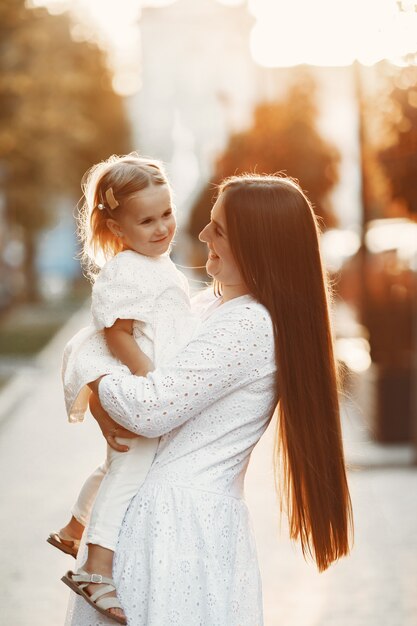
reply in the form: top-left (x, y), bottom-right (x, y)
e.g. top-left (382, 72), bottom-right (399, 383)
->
top-left (105, 318), bottom-right (153, 376)
top-left (97, 304), bottom-right (275, 438)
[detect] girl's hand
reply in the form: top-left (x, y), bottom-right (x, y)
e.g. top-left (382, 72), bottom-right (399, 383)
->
top-left (89, 393), bottom-right (138, 452)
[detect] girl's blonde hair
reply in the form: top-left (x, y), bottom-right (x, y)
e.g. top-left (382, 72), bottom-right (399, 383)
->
top-left (78, 153), bottom-right (170, 277)
top-left (218, 173), bottom-right (353, 572)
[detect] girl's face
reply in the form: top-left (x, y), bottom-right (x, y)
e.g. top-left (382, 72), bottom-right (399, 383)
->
top-left (199, 194), bottom-right (246, 292)
top-left (107, 185), bottom-right (176, 257)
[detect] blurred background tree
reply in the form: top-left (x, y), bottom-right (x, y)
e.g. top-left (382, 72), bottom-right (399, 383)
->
top-left (0, 0), bottom-right (131, 302)
top-left (188, 71), bottom-right (340, 266)
top-left (377, 65), bottom-right (417, 217)
top-left (339, 61), bottom-right (417, 442)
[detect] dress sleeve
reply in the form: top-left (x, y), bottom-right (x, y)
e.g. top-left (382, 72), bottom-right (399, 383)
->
top-left (98, 303), bottom-right (275, 437)
top-left (92, 253), bottom-right (155, 329)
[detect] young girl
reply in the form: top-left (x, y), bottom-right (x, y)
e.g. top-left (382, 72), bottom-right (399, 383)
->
top-left (48, 154), bottom-right (198, 624)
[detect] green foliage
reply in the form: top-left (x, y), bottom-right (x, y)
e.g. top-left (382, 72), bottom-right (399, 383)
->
top-left (0, 290), bottom-right (89, 355)
top-left (0, 0), bottom-right (132, 300)
top-left (188, 71), bottom-right (340, 243)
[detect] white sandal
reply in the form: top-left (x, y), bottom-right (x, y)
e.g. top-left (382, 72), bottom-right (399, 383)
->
top-left (47, 531), bottom-right (79, 558)
top-left (61, 569), bottom-right (127, 625)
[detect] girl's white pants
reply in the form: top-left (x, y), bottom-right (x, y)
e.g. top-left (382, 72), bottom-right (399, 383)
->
top-left (72, 436), bottom-right (159, 551)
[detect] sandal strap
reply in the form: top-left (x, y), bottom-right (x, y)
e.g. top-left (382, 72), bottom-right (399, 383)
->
top-left (59, 531), bottom-right (80, 546)
top-left (52, 532), bottom-right (80, 549)
top-left (95, 595), bottom-right (123, 611)
top-left (72, 570), bottom-right (115, 586)
top-left (89, 584), bottom-right (117, 603)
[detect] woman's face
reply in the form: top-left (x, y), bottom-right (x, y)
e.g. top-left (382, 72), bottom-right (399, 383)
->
top-left (199, 194), bottom-right (246, 291)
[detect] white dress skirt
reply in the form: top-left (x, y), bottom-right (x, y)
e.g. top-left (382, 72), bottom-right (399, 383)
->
top-left (65, 294), bottom-right (276, 626)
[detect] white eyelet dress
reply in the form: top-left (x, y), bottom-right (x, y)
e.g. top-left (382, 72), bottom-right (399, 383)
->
top-left (62, 249), bottom-right (197, 423)
top-left (65, 294), bottom-right (277, 626)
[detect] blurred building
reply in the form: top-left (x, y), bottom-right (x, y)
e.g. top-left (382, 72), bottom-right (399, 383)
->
top-left (129, 0), bottom-right (362, 234)
top-left (129, 0), bottom-right (259, 225)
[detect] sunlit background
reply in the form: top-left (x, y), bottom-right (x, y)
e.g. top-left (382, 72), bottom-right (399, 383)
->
top-left (1, 0), bottom-right (417, 624)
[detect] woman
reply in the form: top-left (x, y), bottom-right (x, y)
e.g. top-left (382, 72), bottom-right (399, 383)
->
top-left (67, 174), bottom-right (353, 626)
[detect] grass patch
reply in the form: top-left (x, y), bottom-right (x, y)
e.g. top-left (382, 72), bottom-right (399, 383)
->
top-left (0, 285), bottom-right (90, 357)
top-left (0, 374), bottom-right (11, 391)
top-left (0, 324), bottom-right (64, 355)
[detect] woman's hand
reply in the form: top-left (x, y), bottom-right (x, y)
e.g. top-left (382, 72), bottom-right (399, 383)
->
top-left (89, 392), bottom-right (139, 452)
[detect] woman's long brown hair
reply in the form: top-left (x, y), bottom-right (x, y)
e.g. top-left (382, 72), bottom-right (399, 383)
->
top-left (219, 174), bottom-right (353, 572)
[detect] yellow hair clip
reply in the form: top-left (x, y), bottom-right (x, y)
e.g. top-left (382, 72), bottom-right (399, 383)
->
top-left (105, 187), bottom-right (119, 210)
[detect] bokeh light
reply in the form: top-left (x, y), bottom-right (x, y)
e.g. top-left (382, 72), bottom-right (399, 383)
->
top-left (366, 219), bottom-right (417, 260)
top-left (31, 0), bottom-right (417, 80)
top-left (216, 0), bottom-right (246, 5)
top-left (248, 0), bottom-right (417, 67)
top-left (29, 0), bottom-right (144, 95)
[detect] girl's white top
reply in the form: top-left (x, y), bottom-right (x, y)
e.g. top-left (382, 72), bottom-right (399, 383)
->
top-left (66, 293), bottom-right (277, 626)
top-left (62, 250), bottom-right (198, 423)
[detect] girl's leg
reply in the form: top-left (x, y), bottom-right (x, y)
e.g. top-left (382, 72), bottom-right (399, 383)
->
top-left (86, 435), bottom-right (158, 549)
top-left (71, 463), bottom-right (108, 528)
top-left (81, 435), bottom-right (159, 620)
top-left (60, 463), bottom-right (108, 541)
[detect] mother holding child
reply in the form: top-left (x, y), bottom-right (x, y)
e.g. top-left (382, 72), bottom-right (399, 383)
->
top-left (49, 153), bottom-right (352, 626)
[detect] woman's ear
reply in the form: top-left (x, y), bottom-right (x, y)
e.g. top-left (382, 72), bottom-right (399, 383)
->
top-left (106, 218), bottom-right (123, 239)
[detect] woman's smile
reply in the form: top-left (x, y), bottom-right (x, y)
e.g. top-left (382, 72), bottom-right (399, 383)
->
top-left (208, 249), bottom-right (219, 260)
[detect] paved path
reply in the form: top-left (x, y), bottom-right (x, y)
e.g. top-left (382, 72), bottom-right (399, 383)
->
top-left (0, 311), bottom-right (416, 626)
